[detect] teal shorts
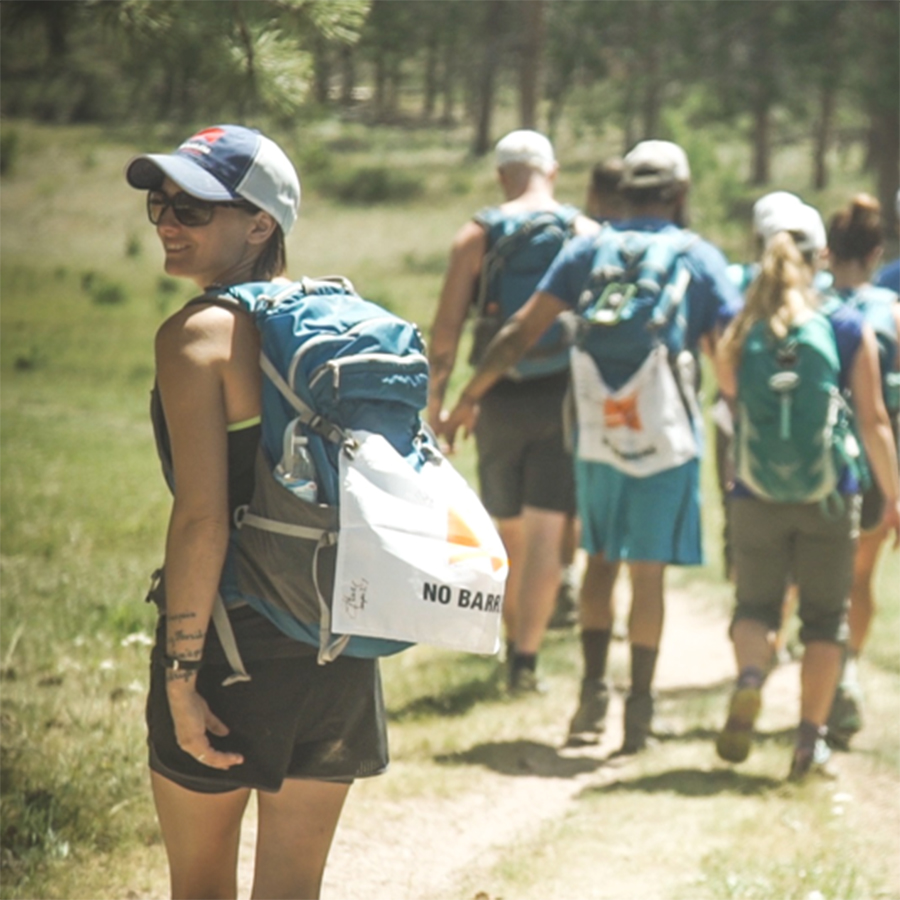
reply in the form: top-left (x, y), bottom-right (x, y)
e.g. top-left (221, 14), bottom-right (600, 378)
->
top-left (575, 457), bottom-right (703, 564)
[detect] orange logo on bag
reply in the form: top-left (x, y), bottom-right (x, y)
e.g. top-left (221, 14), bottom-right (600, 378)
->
top-left (447, 508), bottom-right (507, 573)
top-left (604, 393), bottom-right (642, 431)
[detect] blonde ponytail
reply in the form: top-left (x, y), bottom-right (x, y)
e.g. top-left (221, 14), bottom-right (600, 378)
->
top-left (721, 232), bottom-right (816, 366)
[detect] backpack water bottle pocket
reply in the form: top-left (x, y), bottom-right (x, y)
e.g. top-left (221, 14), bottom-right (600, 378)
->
top-left (234, 447), bottom-right (338, 627)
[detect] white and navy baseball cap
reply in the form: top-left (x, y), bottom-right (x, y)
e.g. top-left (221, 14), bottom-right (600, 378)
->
top-left (494, 130), bottom-right (556, 174)
top-left (126, 125), bottom-right (301, 235)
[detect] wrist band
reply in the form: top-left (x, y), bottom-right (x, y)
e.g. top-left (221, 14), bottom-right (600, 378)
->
top-left (163, 654), bottom-right (203, 672)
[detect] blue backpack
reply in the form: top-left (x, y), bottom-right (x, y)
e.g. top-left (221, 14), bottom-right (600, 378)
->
top-left (469, 205), bottom-right (579, 380)
top-left (152, 277), bottom-right (435, 675)
top-left (575, 226), bottom-right (698, 380)
top-left (833, 284), bottom-right (900, 413)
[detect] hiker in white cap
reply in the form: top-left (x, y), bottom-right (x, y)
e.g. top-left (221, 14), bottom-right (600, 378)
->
top-left (128, 125), bottom-right (388, 899)
top-left (714, 210), bottom-right (899, 780)
top-left (429, 129), bottom-right (598, 693)
top-left (444, 139), bottom-right (740, 751)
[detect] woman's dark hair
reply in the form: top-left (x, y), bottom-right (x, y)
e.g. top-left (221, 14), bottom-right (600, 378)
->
top-left (827, 193), bottom-right (883, 263)
top-left (251, 227), bottom-right (287, 281)
top-left (591, 158), bottom-right (624, 196)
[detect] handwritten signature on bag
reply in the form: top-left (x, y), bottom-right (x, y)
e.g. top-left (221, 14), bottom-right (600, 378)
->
top-left (342, 579), bottom-right (369, 618)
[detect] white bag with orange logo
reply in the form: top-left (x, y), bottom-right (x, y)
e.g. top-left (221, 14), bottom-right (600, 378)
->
top-left (331, 430), bottom-right (507, 654)
top-left (570, 345), bottom-right (701, 477)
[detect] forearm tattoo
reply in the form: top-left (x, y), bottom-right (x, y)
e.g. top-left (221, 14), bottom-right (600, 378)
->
top-left (166, 610), bottom-right (205, 659)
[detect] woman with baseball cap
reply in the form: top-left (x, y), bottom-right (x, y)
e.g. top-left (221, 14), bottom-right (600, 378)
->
top-left (128, 125), bottom-right (388, 899)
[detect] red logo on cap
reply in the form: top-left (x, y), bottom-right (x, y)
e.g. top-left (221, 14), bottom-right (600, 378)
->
top-left (190, 127), bottom-right (227, 144)
top-left (179, 127), bottom-right (227, 158)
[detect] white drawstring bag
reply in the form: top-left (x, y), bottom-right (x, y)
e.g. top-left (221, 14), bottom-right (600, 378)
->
top-left (570, 345), bottom-right (701, 477)
top-left (332, 430), bottom-right (507, 655)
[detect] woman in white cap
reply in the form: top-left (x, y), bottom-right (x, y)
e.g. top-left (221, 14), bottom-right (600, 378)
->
top-left (127, 125), bottom-right (388, 899)
top-left (714, 210), bottom-right (899, 780)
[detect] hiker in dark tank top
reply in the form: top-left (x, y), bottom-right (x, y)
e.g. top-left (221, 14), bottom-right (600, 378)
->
top-left (823, 193), bottom-right (900, 752)
top-left (127, 124), bottom-right (387, 900)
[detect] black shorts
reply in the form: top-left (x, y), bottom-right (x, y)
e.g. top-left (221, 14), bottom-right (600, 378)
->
top-left (146, 607), bottom-right (389, 794)
top-left (474, 370), bottom-right (575, 519)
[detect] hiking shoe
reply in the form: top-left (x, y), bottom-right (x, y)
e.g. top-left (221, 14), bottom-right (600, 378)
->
top-left (509, 667), bottom-right (546, 696)
top-left (549, 571), bottom-right (579, 629)
top-left (788, 738), bottom-right (836, 782)
top-left (716, 686), bottom-right (762, 764)
top-left (566, 678), bottom-right (609, 746)
top-left (620, 692), bottom-right (654, 755)
top-left (826, 683), bottom-right (864, 751)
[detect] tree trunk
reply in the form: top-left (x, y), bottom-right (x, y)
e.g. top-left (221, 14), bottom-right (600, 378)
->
top-left (870, 104), bottom-right (900, 240)
top-left (749, 5), bottom-right (773, 186)
top-left (473, 0), bottom-right (506, 156)
top-left (813, 81), bottom-right (836, 190)
top-left (641, 2), bottom-right (662, 139)
top-left (422, 31), bottom-right (438, 121)
top-left (519, 0), bottom-right (544, 130)
top-left (339, 44), bottom-right (356, 107)
top-left (311, 34), bottom-right (331, 106)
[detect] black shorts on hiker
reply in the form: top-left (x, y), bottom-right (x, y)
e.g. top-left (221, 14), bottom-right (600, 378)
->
top-left (146, 606), bottom-right (389, 794)
top-left (474, 370), bottom-right (575, 519)
top-left (860, 415), bottom-right (899, 531)
top-left (859, 480), bottom-right (885, 532)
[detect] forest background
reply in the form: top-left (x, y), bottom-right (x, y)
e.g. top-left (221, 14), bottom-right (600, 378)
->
top-left (1, 2), bottom-right (899, 899)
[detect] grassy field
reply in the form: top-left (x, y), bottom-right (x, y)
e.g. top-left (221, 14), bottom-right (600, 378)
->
top-left (1, 118), bottom-right (898, 899)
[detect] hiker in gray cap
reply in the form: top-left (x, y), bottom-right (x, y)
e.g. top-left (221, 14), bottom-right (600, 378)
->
top-left (445, 139), bottom-right (739, 753)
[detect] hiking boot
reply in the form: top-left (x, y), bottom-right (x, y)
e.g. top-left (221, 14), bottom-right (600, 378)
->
top-left (620, 692), bottom-right (654, 755)
top-left (788, 737), bottom-right (836, 782)
top-left (826, 682), bottom-right (864, 751)
top-left (566, 678), bottom-right (609, 746)
top-left (716, 685), bottom-right (762, 764)
top-left (549, 570), bottom-right (579, 630)
top-left (509, 667), bottom-right (547, 696)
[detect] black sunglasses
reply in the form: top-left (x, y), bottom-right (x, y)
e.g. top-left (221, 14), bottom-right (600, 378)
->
top-left (146, 190), bottom-right (259, 227)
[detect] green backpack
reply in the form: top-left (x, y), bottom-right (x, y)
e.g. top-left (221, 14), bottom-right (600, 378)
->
top-left (734, 311), bottom-right (863, 504)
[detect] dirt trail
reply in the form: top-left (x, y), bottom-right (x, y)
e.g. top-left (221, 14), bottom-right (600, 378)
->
top-left (231, 586), bottom-right (773, 900)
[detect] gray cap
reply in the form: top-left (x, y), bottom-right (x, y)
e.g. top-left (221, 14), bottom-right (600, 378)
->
top-left (621, 140), bottom-right (690, 189)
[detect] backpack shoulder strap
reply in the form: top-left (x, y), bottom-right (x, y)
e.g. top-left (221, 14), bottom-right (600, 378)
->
top-left (473, 208), bottom-right (574, 314)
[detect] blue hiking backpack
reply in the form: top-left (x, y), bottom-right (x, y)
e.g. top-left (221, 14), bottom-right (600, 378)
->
top-left (150, 277), bottom-right (434, 673)
top-left (734, 308), bottom-right (864, 505)
top-left (469, 205), bottom-right (579, 380)
top-left (575, 226), bottom-right (699, 383)
top-left (832, 284), bottom-right (900, 414)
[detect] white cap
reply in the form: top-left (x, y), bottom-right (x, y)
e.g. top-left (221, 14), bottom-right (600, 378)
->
top-left (752, 191), bottom-right (803, 238)
top-left (754, 192), bottom-right (826, 253)
top-left (494, 130), bottom-right (556, 174)
top-left (621, 140), bottom-right (690, 189)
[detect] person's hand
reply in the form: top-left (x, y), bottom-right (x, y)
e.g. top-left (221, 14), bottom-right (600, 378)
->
top-left (882, 497), bottom-right (900, 550)
top-left (440, 394), bottom-right (479, 453)
top-left (166, 676), bottom-right (244, 769)
top-left (427, 407), bottom-right (454, 455)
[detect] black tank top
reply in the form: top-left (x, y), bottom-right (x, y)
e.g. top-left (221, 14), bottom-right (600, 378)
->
top-left (149, 384), bottom-right (259, 518)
